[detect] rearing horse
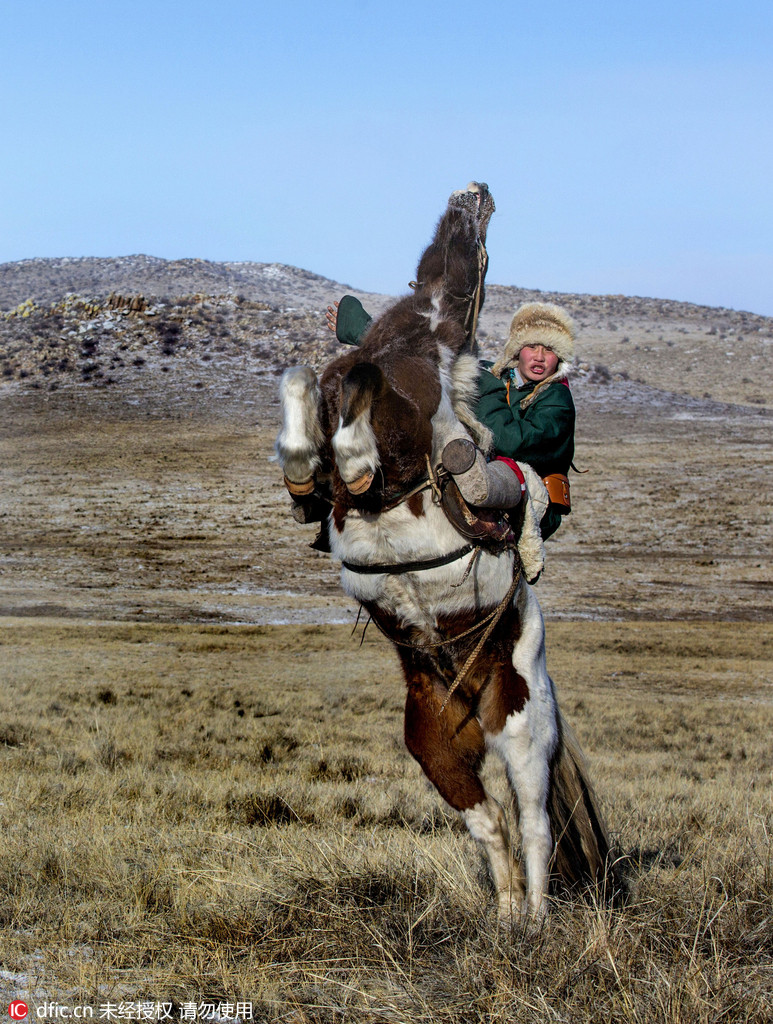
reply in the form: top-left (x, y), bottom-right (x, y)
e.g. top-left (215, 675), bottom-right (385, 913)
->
top-left (275, 184), bottom-right (613, 922)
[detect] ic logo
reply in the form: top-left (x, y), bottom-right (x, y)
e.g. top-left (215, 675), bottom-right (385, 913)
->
top-left (8, 1004), bottom-right (29, 1020)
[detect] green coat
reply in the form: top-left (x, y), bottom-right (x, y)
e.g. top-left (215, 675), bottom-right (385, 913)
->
top-left (476, 366), bottom-right (575, 540)
top-left (476, 367), bottom-right (575, 478)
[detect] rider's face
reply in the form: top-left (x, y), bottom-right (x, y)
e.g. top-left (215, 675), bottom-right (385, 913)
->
top-left (517, 345), bottom-right (559, 382)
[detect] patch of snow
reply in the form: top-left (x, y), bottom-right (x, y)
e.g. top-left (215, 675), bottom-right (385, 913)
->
top-left (261, 264), bottom-right (289, 280)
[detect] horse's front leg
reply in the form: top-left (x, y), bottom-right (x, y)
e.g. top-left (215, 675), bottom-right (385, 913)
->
top-left (275, 366), bottom-right (324, 491)
top-left (402, 664), bottom-right (526, 924)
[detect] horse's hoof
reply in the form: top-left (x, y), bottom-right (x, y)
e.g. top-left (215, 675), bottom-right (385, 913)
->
top-left (283, 474), bottom-right (315, 496)
top-left (497, 899), bottom-right (547, 938)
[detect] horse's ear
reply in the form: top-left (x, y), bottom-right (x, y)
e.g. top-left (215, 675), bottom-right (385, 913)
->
top-left (340, 362), bottom-right (385, 427)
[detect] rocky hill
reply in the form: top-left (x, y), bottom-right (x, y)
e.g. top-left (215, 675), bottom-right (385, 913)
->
top-left (0, 255), bottom-right (391, 313)
top-left (1, 255), bottom-right (771, 407)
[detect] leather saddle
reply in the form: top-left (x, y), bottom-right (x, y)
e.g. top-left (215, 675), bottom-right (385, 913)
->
top-left (440, 476), bottom-right (519, 552)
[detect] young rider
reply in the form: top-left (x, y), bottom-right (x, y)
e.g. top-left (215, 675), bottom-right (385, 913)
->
top-left (326, 297), bottom-right (576, 539)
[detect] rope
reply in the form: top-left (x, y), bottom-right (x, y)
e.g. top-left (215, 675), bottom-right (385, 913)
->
top-left (361, 550), bottom-right (523, 716)
top-left (424, 454), bottom-right (444, 504)
top-left (437, 555), bottom-right (521, 714)
top-left (464, 239), bottom-right (488, 349)
top-left (366, 594), bottom-right (497, 652)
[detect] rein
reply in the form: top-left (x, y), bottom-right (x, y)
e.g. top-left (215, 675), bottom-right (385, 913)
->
top-left (364, 552), bottom-right (522, 716)
top-left (464, 238), bottom-right (488, 348)
top-left (438, 555), bottom-right (521, 713)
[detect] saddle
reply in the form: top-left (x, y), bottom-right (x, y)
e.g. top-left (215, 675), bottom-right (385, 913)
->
top-left (440, 470), bottom-right (548, 584)
top-left (439, 476), bottom-right (518, 552)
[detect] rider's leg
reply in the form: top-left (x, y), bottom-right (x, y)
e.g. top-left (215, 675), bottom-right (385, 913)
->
top-left (442, 437), bottom-right (524, 508)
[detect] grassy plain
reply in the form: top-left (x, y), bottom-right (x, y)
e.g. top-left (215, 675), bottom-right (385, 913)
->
top-left (0, 371), bottom-right (771, 1021)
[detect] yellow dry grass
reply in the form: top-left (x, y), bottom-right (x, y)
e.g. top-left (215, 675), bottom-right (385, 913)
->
top-left (1, 618), bottom-right (771, 1022)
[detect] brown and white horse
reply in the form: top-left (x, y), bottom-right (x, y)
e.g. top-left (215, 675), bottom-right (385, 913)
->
top-left (275, 184), bottom-right (614, 923)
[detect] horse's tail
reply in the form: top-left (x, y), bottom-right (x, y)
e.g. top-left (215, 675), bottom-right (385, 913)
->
top-left (548, 712), bottom-right (622, 902)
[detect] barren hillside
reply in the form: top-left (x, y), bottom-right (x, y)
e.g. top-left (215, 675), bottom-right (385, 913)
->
top-left (1, 255), bottom-right (771, 406)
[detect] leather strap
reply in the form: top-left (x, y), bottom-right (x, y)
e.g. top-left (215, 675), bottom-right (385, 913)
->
top-left (342, 543), bottom-right (475, 576)
top-left (284, 475), bottom-right (315, 496)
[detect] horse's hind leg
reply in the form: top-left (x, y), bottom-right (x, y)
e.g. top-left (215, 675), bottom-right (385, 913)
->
top-left (493, 722), bottom-right (555, 921)
top-left (403, 666), bottom-right (526, 923)
top-left (462, 795), bottom-right (526, 924)
top-left (487, 585), bottom-right (559, 920)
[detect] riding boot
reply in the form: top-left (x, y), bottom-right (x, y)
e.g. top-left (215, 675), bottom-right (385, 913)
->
top-left (442, 438), bottom-right (523, 508)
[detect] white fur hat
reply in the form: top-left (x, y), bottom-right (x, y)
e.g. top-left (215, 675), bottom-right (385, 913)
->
top-left (491, 302), bottom-right (576, 377)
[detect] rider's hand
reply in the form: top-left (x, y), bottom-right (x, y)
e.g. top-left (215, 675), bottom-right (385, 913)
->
top-left (325, 302), bottom-right (339, 333)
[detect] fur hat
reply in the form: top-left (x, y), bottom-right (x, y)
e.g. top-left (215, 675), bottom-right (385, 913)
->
top-left (491, 302), bottom-right (576, 377)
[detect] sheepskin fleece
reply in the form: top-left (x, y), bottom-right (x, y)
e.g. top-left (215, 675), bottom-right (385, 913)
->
top-left (516, 462), bottom-right (549, 583)
top-left (492, 301), bottom-right (576, 376)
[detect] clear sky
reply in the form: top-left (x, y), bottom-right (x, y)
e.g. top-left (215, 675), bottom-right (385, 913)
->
top-left (2, 1), bottom-right (772, 315)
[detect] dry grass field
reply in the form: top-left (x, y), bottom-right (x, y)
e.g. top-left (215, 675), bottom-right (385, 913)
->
top-left (0, 619), bottom-right (771, 1021)
top-left (0, 344), bottom-right (771, 1020)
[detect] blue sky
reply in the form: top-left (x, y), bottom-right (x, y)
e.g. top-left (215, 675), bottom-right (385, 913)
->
top-left (2, 1), bottom-right (772, 314)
